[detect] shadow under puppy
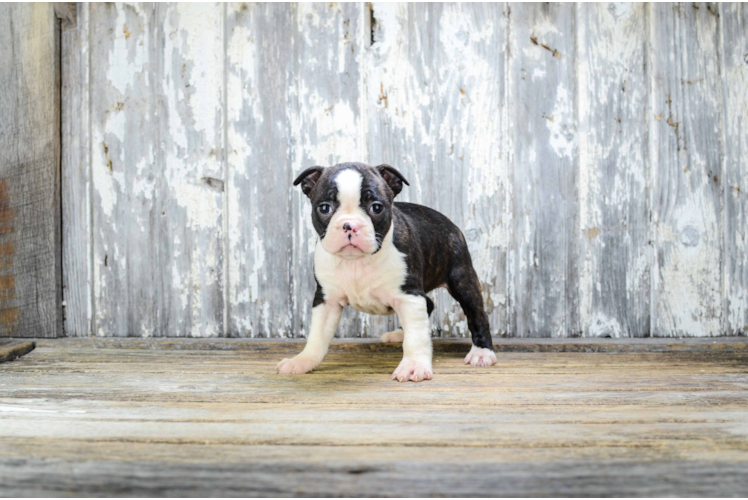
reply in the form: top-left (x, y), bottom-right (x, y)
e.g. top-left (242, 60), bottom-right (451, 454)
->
top-left (277, 162), bottom-right (496, 382)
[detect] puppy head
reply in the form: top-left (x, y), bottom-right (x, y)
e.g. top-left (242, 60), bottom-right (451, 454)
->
top-left (293, 162), bottom-right (409, 258)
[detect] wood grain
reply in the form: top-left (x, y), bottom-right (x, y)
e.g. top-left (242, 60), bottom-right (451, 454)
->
top-left (0, 340), bottom-right (35, 363)
top-left (577, 4), bottom-right (650, 337)
top-left (650, 3), bottom-right (724, 336)
top-left (61, 3), bottom-right (92, 336)
top-left (720, 3), bottom-right (748, 336)
top-left (158, 3), bottom-right (225, 338)
top-left (87, 3), bottom-right (137, 335)
top-left (0, 3), bottom-right (61, 338)
top-left (89, 4), bottom-right (224, 337)
top-left (507, 4), bottom-right (578, 337)
top-left (226, 4), bottom-right (369, 338)
top-left (0, 339), bottom-right (747, 496)
top-left (59, 3), bottom-right (748, 339)
top-left (225, 3), bottom-right (296, 338)
top-left (291, 4), bottom-right (368, 338)
top-left (89, 3), bottom-right (157, 337)
top-left (366, 3), bottom-right (508, 338)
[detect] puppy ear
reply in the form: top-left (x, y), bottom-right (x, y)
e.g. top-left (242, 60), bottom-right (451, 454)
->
top-left (293, 166), bottom-right (324, 197)
top-left (375, 164), bottom-right (409, 196)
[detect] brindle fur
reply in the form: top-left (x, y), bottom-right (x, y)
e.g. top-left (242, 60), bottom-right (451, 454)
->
top-left (294, 162), bottom-right (494, 351)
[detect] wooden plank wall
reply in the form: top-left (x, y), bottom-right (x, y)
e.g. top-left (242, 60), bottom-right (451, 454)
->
top-left (720, 4), bottom-right (748, 337)
top-left (0, 3), bottom-right (62, 338)
top-left (650, 3), bottom-right (723, 336)
top-left (577, 3), bottom-right (650, 338)
top-left (61, 2), bottom-right (748, 338)
top-left (61, 2), bottom-right (91, 338)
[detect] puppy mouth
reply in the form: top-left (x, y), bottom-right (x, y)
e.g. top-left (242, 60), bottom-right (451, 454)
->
top-left (338, 242), bottom-right (364, 253)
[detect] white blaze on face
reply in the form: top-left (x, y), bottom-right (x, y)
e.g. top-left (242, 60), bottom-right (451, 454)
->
top-left (335, 169), bottom-right (363, 211)
top-left (321, 169), bottom-right (377, 257)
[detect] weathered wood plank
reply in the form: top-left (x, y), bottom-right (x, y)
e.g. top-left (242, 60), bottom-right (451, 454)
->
top-left (61, 3), bottom-right (92, 336)
top-left (0, 341), bottom-right (747, 495)
top-left (0, 3), bottom-right (61, 338)
top-left (364, 2), bottom-right (431, 339)
top-left (226, 3), bottom-right (296, 337)
top-left (0, 340), bottom-right (35, 363)
top-left (53, 3), bottom-right (76, 27)
top-left (507, 4), bottom-right (578, 337)
top-left (90, 3), bottom-right (224, 337)
top-left (577, 4), bottom-right (650, 337)
top-left (59, 2), bottom-right (747, 340)
top-left (89, 3), bottom-right (156, 336)
top-left (291, 3), bottom-right (367, 338)
top-left (720, 3), bottom-right (748, 336)
top-left (366, 3), bottom-right (508, 337)
top-left (2, 455), bottom-right (748, 497)
top-left (158, 3), bottom-right (225, 337)
top-left (650, 3), bottom-right (724, 336)
top-left (30, 336), bottom-right (748, 354)
top-left (227, 4), bottom-right (366, 338)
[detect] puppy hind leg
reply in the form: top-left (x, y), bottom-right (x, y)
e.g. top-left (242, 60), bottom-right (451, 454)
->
top-left (380, 328), bottom-right (404, 343)
top-left (447, 265), bottom-right (497, 367)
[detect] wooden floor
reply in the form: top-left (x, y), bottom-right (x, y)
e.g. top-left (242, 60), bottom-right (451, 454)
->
top-left (1, 338), bottom-right (748, 497)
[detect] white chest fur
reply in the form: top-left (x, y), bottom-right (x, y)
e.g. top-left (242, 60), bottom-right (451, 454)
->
top-left (314, 227), bottom-right (408, 315)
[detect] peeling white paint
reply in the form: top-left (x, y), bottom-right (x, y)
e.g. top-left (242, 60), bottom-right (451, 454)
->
top-left (367, 2), bottom-right (434, 157)
top-left (132, 158), bottom-right (155, 201)
top-left (472, 223), bottom-right (506, 286)
top-left (247, 224), bottom-right (265, 304)
top-left (91, 136), bottom-right (118, 219)
top-left (174, 181), bottom-right (221, 230)
top-left (227, 26), bottom-right (264, 126)
top-left (588, 313), bottom-right (623, 338)
top-left (650, 3), bottom-right (724, 337)
top-left (106, 6), bottom-right (147, 97)
top-left (546, 85), bottom-right (576, 160)
top-left (72, 3), bottom-right (745, 339)
top-left (298, 83), bottom-right (359, 165)
top-left (175, 3), bottom-right (222, 143)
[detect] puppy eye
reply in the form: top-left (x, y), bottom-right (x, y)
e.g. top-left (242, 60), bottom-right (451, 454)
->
top-left (318, 203), bottom-right (332, 215)
top-left (370, 203), bottom-right (384, 214)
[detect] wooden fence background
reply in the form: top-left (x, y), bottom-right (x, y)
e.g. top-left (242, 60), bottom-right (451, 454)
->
top-left (49, 2), bottom-right (748, 338)
top-left (0, 3), bottom-right (62, 339)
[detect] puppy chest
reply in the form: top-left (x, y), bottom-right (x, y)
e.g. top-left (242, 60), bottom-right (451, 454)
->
top-left (319, 267), bottom-right (402, 316)
top-left (326, 276), bottom-right (394, 315)
top-left (314, 238), bottom-right (408, 316)
top-left (346, 287), bottom-right (395, 315)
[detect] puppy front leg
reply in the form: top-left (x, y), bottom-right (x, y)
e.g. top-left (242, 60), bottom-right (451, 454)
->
top-left (276, 301), bottom-right (342, 375)
top-left (392, 295), bottom-right (433, 382)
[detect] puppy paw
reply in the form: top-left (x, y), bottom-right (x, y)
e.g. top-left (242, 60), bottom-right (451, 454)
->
top-left (392, 357), bottom-right (433, 382)
top-left (379, 328), bottom-right (404, 343)
top-left (276, 355), bottom-right (318, 375)
top-left (464, 345), bottom-right (497, 367)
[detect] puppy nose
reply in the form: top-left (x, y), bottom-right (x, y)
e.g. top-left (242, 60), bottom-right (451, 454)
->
top-left (342, 222), bottom-right (359, 233)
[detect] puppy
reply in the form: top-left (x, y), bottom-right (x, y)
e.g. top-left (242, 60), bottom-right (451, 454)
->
top-left (276, 162), bottom-right (496, 382)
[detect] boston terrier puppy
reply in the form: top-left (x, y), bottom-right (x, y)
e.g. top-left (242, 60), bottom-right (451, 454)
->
top-left (276, 162), bottom-right (496, 382)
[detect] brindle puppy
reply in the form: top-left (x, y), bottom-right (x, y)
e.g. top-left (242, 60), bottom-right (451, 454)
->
top-left (277, 162), bottom-right (496, 382)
